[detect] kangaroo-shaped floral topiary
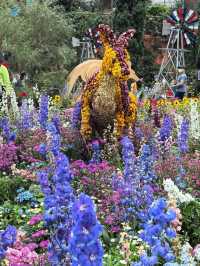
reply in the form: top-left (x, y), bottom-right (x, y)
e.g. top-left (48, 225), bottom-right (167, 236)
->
top-left (80, 24), bottom-right (137, 139)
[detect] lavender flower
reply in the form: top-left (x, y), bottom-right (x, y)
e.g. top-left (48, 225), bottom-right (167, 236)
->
top-left (69, 193), bottom-right (104, 266)
top-left (71, 101), bottom-right (82, 129)
top-left (39, 95), bottom-right (49, 129)
top-left (159, 115), bottom-right (172, 141)
top-left (178, 118), bottom-right (189, 154)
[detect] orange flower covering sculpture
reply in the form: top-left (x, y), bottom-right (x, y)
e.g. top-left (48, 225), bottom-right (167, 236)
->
top-left (80, 24), bottom-right (137, 139)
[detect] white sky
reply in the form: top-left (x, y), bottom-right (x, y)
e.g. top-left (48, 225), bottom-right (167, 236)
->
top-left (151, 0), bottom-right (176, 5)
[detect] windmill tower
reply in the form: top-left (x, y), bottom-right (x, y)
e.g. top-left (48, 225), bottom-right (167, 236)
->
top-left (150, 5), bottom-right (199, 97)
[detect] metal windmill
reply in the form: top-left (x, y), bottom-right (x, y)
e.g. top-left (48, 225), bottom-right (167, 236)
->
top-left (72, 35), bottom-right (95, 63)
top-left (150, 6), bottom-right (199, 97)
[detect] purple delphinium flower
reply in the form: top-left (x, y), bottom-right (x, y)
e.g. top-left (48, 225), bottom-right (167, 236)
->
top-left (0, 225), bottom-right (17, 260)
top-left (178, 118), bottom-right (189, 154)
top-left (0, 117), bottom-right (16, 143)
top-left (138, 144), bottom-right (157, 183)
top-left (159, 115), bottom-right (172, 141)
top-left (39, 95), bottom-right (49, 129)
top-left (89, 140), bottom-right (102, 164)
top-left (38, 122), bottom-right (75, 265)
top-left (47, 122), bottom-right (61, 157)
top-left (20, 99), bottom-right (31, 130)
top-left (52, 114), bottom-right (61, 134)
top-left (133, 198), bottom-right (176, 266)
top-left (135, 127), bottom-right (144, 141)
top-left (120, 136), bottom-right (137, 183)
top-left (71, 101), bottom-right (82, 129)
top-left (69, 193), bottom-right (104, 266)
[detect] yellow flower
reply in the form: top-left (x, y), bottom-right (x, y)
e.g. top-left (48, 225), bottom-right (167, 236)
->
top-left (192, 98), bottom-right (199, 103)
top-left (173, 100), bottom-right (180, 107)
top-left (53, 95), bottom-right (61, 105)
top-left (182, 97), bottom-right (190, 105)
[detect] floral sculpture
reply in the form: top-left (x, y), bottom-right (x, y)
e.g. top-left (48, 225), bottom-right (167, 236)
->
top-left (80, 24), bottom-right (137, 139)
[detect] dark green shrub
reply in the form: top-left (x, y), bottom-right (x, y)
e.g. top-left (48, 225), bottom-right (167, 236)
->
top-left (0, 174), bottom-right (31, 204)
top-left (180, 200), bottom-right (200, 247)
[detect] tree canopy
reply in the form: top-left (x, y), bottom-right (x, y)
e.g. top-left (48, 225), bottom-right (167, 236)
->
top-left (0, 0), bottom-right (76, 89)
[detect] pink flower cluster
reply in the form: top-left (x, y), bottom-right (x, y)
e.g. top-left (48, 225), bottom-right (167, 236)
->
top-left (28, 214), bottom-right (43, 225)
top-left (0, 143), bottom-right (17, 171)
top-left (6, 228), bottom-right (48, 266)
top-left (6, 246), bottom-right (39, 266)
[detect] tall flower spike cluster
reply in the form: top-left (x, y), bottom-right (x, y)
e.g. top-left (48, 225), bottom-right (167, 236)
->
top-left (38, 123), bottom-right (75, 265)
top-left (190, 99), bottom-right (200, 140)
top-left (20, 99), bottom-right (31, 130)
top-left (178, 118), bottom-right (189, 154)
top-left (0, 92), bottom-right (9, 115)
top-left (39, 94), bottom-right (49, 129)
top-left (0, 117), bottom-right (16, 143)
top-left (69, 193), bottom-right (104, 266)
top-left (120, 136), bottom-right (144, 221)
top-left (0, 225), bottom-right (17, 260)
top-left (121, 136), bottom-right (137, 183)
top-left (138, 144), bottom-right (157, 184)
top-left (89, 140), bottom-right (102, 164)
top-left (133, 198), bottom-right (176, 266)
top-left (10, 88), bottom-right (19, 119)
top-left (159, 115), bottom-right (173, 141)
top-left (47, 122), bottom-right (61, 157)
top-left (71, 101), bottom-right (82, 129)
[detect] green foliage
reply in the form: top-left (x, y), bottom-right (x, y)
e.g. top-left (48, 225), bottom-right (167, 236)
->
top-left (0, 183), bottom-right (43, 230)
top-left (68, 11), bottom-right (107, 38)
top-left (0, 174), bottom-right (31, 204)
top-left (180, 200), bottom-right (200, 247)
top-left (113, 0), bottom-right (151, 78)
top-left (0, 0), bottom-right (76, 89)
top-left (146, 4), bottom-right (170, 35)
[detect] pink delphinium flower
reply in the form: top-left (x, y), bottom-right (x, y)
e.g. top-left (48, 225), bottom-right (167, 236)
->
top-left (0, 143), bottom-right (17, 171)
top-left (28, 214), bottom-right (43, 225)
top-left (31, 230), bottom-right (46, 239)
top-left (39, 240), bottom-right (49, 249)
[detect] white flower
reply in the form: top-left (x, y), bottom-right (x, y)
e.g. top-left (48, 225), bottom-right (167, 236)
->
top-left (163, 179), bottom-right (194, 204)
top-left (180, 242), bottom-right (196, 266)
top-left (190, 100), bottom-right (200, 140)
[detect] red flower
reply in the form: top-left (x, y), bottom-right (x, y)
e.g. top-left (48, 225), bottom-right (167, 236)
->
top-left (19, 91), bottom-right (28, 97)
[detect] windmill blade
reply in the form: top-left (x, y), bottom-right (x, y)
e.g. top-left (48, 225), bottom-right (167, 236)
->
top-left (184, 33), bottom-right (191, 45)
top-left (171, 10), bottom-right (180, 22)
top-left (185, 31), bottom-right (197, 45)
top-left (186, 21), bottom-right (199, 31)
top-left (177, 7), bottom-right (184, 22)
top-left (166, 16), bottom-right (177, 26)
top-left (187, 12), bottom-right (199, 24)
top-left (185, 9), bottom-right (195, 22)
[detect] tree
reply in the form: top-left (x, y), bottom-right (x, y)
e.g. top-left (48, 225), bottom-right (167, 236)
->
top-left (0, 0), bottom-right (76, 89)
top-left (113, 0), bottom-right (151, 77)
